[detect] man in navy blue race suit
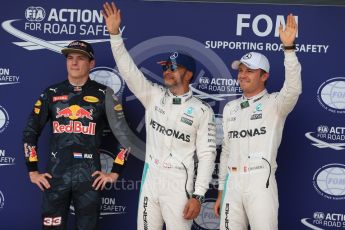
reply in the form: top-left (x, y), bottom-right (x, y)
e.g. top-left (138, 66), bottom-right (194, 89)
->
top-left (23, 40), bottom-right (128, 230)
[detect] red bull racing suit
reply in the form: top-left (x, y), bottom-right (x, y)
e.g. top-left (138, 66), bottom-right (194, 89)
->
top-left (110, 34), bottom-right (216, 230)
top-left (23, 79), bottom-right (126, 230)
top-left (218, 51), bottom-right (302, 230)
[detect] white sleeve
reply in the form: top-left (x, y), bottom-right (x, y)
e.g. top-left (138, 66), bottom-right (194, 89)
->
top-left (276, 51), bottom-right (302, 117)
top-left (110, 34), bottom-right (163, 108)
top-left (218, 104), bottom-right (230, 191)
top-left (194, 105), bottom-right (217, 196)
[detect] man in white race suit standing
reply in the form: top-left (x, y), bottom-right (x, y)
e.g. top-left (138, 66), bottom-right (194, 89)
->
top-left (102, 2), bottom-right (216, 230)
top-left (214, 14), bottom-right (302, 230)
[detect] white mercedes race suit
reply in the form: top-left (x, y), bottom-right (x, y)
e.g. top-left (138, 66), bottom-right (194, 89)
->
top-left (110, 34), bottom-right (216, 230)
top-left (218, 51), bottom-right (302, 230)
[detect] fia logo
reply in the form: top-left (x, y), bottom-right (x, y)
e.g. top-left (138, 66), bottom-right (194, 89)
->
top-left (199, 77), bottom-right (210, 84)
top-left (25, 6), bottom-right (46, 22)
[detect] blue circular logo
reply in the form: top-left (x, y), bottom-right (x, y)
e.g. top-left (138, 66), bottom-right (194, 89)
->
top-left (90, 67), bottom-right (125, 98)
top-left (313, 163), bottom-right (345, 200)
top-left (317, 77), bottom-right (345, 114)
top-left (193, 198), bottom-right (219, 230)
top-left (0, 105), bottom-right (9, 133)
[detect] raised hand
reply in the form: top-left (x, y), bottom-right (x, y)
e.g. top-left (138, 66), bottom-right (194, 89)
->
top-left (102, 2), bottom-right (121, 35)
top-left (279, 13), bottom-right (298, 46)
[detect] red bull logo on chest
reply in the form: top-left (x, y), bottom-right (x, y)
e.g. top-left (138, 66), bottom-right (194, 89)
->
top-left (56, 105), bottom-right (93, 120)
top-left (53, 121), bottom-right (96, 135)
top-left (54, 105), bottom-right (96, 135)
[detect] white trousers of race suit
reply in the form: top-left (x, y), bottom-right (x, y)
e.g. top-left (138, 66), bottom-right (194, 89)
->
top-left (137, 162), bottom-right (194, 230)
top-left (220, 169), bottom-right (278, 230)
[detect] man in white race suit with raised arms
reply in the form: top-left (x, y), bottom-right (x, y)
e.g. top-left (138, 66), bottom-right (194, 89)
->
top-left (102, 2), bottom-right (216, 230)
top-left (214, 14), bottom-right (302, 230)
